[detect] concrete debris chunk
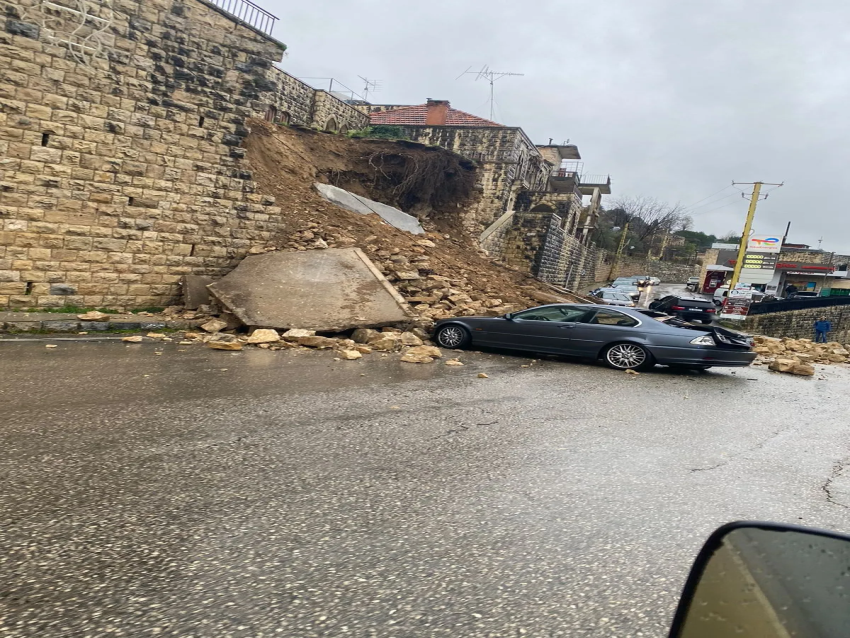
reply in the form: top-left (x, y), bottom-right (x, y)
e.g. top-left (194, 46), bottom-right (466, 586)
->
top-left (180, 275), bottom-right (214, 310)
top-left (207, 248), bottom-right (412, 332)
top-left (314, 183), bottom-right (425, 234)
top-left (369, 333), bottom-right (403, 352)
top-left (77, 311), bottom-right (109, 321)
top-left (352, 328), bottom-right (380, 344)
top-left (790, 363), bottom-right (815, 376)
top-left (122, 336), bottom-right (144, 343)
top-left (207, 341), bottom-right (244, 351)
top-left (247, 329), bottom-right (280, 344)
top-left (201, 318), bottom-right (228, 333)
top-left (338, 349), bottom-right (362, 360)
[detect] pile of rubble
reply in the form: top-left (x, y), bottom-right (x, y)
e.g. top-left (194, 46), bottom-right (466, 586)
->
top-left (188, 320), bottom-right (455, 364)
top-left (753, 335), bottom-right (850, 376)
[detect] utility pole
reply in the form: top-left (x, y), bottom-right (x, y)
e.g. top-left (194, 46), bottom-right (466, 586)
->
top-left (727, 181), bottom-right (783, 294)
top-left (609, 222), bottom-right (630, 280)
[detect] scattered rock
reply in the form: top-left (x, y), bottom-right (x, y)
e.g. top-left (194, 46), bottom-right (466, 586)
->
top-left (395, 270), bottom-right (421, 281)
top-left (352, 328), bottom-right (380, 344)
top-left (122, 336), bottom-right (144, 343)
top-left (369, 334), bottom-right (404, 352)
top-left (477, 372), bottom-right (489, 378)
top-left (178, 341), bottom-right (194, 345)
top-left (297, 335), bottom-right (338, 349)
top-left (445, 358), bottom-right (464, 366)
top-left (790, 363), bottom-right (815, 376)
top-left (207, 341), bottom-right (244, 351)
top-left (77, 311), bottom-right (109, 321)
top-left (45, 344), bottom-right (57, 348)
top-left (247, 329), bottom-right (280, 344)
top-left (400, 352), bottom-right (435, 364)
top-left (416, 239), bottom-right (436, 248)
top-left (282, 328), bottom-right (316, 341)
top-left (400, 332), bottom-right (424, 347)
top-left (201, 318), bottom-right (228, 333)
top-left (405, 345), bottom-right (442, 359)
top-left (146, 332), bottom-right (167, 339)
top-left (339, 349), bottom-right (363, 360)
top-left (184, 332), bottom-right (202, 340)
top-left (625, 369), bottom-right (640, 375)
top-left (352, 344), bottom-right (373, 354)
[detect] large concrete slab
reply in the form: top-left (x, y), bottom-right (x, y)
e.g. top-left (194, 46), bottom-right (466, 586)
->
top-left (314, 183), bottom-right (425, 235)
top-left (180, 275), bottom-right (213, 310)
top-left (207, 248), bottom-right (414, 331)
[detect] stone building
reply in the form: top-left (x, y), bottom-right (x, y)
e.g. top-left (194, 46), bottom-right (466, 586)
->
top-left (366, 99), bottom-right (612, 289)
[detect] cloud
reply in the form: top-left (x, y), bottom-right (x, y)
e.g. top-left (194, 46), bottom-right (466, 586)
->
top-left (265, 0), bottom-right (850, 252)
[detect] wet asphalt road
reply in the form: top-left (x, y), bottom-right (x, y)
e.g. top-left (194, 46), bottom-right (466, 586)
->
top-left (2, 340), bottom-right (850, 637)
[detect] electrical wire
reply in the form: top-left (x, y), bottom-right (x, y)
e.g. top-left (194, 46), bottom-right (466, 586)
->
top-left (682, 184), bottom-right (733, 209)
top-left (686, 192), bottom-right (743, 215)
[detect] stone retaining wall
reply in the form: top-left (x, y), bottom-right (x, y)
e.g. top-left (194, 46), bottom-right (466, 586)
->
top-left (741, 305), bottom-right (850, 342)
top-left (0, 0), bottom-right (288, 309)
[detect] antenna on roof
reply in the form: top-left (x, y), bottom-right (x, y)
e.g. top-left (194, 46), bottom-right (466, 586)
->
top-left (456, 65), bottom-right (524, 122)
top-left (358, 76), bottom-right (381, 103)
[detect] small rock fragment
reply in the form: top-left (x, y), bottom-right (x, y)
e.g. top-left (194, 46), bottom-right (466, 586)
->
top-left (405, 345), bottom-right (442, 359)
top-left (146, 332), bottom-right (167, 339)
top-left (201, 318), bottom-right (228, 333)
top-left (45, 344), bottom-right (57, 348)
top-left (247, 329), bottom-right (280, 344)
top-left (77, 311), bottom-right (109, 321)
top-left (477, 372), bottom-right (489, 378)
top-left (400, 352), bottom-right (435, 364)
top-left (122, 336), bottom-right (144, 343)
top-left (400, 332), bottom-right (424, 347)
top-left (445, 358), bottom-right (464, 366)
top-left (282, 328), bottom-right (315, 341)
top-left (625, 369), bottom-right (640, 375)
top-left (339, 349), bottom-right (363, 360)
top-left (207, 341), bottom-right (244, 351)
top-left (297, 335), bottom-right (339, 349)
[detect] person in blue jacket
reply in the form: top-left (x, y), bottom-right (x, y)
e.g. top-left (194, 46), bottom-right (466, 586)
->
top-left (814, 317), bottom-right (831, 343)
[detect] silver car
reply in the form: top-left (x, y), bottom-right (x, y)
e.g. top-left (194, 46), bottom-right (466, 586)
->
top-left (597, 290), bottom-right (635, 307)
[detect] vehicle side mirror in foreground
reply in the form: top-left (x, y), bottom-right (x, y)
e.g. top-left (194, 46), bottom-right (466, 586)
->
top-left (669, 522), bottom-right (850, 638)
top-left (503, 313), bottom-right (513, 320)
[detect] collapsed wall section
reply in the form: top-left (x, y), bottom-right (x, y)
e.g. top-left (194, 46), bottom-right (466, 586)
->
top-left (0, 0), bottom-right (286, 309)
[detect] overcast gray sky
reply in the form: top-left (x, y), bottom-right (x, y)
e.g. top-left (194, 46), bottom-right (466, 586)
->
top-left (263, 0), bottom-right (850, 252)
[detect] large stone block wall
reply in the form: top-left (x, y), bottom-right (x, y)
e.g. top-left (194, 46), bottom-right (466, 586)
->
top-left (742, 305), bottom-right (850, 343)
top-left (0, 0), bottom-right (287, 309)
top-left (612, 258), bottom-right (698, 283)
top-left (310, 90), bottom-right (369, 133)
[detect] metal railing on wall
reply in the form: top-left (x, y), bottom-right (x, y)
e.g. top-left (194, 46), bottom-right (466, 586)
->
top-left (207, 0), bottom-right (278, 36)
top-left (748, 296), bottom-right (850, 316)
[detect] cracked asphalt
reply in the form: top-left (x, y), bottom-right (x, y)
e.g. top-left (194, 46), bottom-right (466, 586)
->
top-left (2, 340), bottom-right (850, 637)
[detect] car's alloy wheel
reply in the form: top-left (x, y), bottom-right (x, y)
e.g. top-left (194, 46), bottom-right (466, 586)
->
top-left (435, 325), bottom-right (469, 349)
top-left (604, 343), bottom-right (649, 370)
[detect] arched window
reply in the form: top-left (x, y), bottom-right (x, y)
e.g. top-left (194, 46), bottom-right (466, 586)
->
top-left (264, 105), bottom-right (277, 122)
top-left (325, 117), bottom-right (339, 132)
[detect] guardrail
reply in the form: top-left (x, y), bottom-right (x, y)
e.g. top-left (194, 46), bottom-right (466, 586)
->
top-left (748, 296), bottom-right (850, 315)
top-left (207, 0), bottom-right (278, 36)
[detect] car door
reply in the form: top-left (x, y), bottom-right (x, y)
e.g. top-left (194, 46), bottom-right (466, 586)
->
top-left (489, 306), bottom-right (592, 352)
top-left (566, 308), bottom-right (642, 356)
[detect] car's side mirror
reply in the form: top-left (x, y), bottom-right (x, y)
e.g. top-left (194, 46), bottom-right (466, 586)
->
top-left (669, 522), bottom-right (850, 638)
top-left (503, 313), bottom-right (513, 320)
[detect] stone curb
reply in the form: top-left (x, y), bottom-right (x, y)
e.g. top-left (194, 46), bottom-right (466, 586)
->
top-left (0, 318), bottom-right (206, 333)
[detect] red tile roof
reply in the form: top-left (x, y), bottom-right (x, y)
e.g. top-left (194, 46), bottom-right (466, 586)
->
top-left (369, 104), bottom-right (502, 127)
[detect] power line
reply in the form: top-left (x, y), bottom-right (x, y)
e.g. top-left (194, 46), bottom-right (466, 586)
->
top-left (683, 184), bottom-right (733, 209)
top-left (686, 192), bottom-right (744, 215)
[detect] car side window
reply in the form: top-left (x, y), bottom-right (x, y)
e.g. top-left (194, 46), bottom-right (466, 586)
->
top-left (514, 306), bottom-right (589, 322)
top-left (585, 309), bottom-right (639, 327)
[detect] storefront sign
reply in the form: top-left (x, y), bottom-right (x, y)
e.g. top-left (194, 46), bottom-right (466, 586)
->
top-left (747, 235), bottom-right (782, 253)
top-left (720, 296), bottom-right (751, 319)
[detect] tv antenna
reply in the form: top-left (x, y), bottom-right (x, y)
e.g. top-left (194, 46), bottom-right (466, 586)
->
top-left (456, 65), bottom-right (524, 121)
top-left (358, 76), bottom-right (381, 102)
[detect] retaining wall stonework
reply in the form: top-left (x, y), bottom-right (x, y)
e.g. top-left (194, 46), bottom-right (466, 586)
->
top-left (0, 0), bottom-right (289, 309)
top-left (741, 305), bottom-right (850, 342)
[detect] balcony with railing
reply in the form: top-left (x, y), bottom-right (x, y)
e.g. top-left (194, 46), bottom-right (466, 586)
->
top-left (205, 0), bottom-right (278, 37)
top-left (548, 162), bottom-right (611, 195)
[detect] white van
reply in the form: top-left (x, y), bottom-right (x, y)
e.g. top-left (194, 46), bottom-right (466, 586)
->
top-left (714, 287), bottom-right (765, 305)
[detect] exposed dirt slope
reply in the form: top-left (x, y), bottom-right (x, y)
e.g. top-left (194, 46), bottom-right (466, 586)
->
top-left (244, 120), bottom-right (586, 324)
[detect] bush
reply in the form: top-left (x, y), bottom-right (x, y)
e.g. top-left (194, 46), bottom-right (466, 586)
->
top-left (347, 125), bottom-right (408, 140)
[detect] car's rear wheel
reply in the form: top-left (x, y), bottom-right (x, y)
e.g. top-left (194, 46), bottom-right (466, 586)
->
top-left (435, 324), bottom-right (470, 349)
top-left (603, 342), bottom-right (654, 371)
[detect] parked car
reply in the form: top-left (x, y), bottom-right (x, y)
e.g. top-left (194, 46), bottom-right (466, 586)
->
top-left (649, 295), bottom-right (717, 324)
top-left (432, 304), bottom-right (756, 371)
top-left (595, 290), bottom-right (636, 307)
top-left (610, 284), bottom-right (641, 300)
top-left (685, 276), bottom-right (701, 290)
top-left (613, 276), bottom-right (645, 288)
top-left (647, 277), bottom-right (661, 286)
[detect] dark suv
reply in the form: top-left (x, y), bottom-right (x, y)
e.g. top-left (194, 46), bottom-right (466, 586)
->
top-left (648, 295), bottom-right (717, 324)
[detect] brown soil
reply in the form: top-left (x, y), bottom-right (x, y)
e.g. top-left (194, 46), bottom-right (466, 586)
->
top-left (244, 120), bottom-right (587, 322)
